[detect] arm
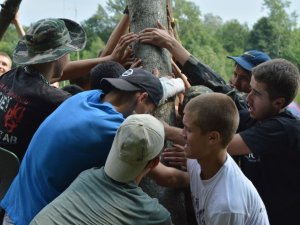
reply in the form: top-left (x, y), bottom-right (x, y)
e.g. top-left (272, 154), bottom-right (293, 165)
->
top-left (148, 162), bottom-right (189, 188)
top-left (171, 60), bottom-right (191, 90)
top-left (11, 11), bottom-right (25, 37)
top-left (138, 22), bottom-right (248, 110)
top-left (227, 134), bottom-right (251, 155)
top-left (230, 115), bottom-right (288, 156)
top-left (99, 11), bottom-right (129, 57)
top-left (60, 32), bottom-right (138, 81)
top-left (163, 121), bottom-right (185, 145)
top-left (182, 56), bottom-right (248, 110)
top-left (138, 21), bottom-right (190, 66)
top-left (138, 21), bottom-right (223, 84)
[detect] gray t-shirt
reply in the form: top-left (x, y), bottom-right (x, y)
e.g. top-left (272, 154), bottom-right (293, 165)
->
top-left (30, 167), bottom-right (172, 225)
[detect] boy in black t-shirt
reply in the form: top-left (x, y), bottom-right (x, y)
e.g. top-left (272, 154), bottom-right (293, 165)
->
top-left (0, 18), bottom-right (86, 161)
top-left (227, 58), bottom-right (300, 225)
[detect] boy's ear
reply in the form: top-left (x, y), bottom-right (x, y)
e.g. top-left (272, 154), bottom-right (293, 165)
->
top-left (208, 131), bottom-right (221, 144)
top-left (137, 92), bottom-right (149, 103)
top-left (273, 97), bottom-right (285, 110)
top-left (149, 156), bottom-right (160, 169)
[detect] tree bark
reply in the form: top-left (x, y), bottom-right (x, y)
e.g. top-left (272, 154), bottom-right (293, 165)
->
top-left (128, 0), bottom-right (171, 75)
top-left (128, 1), bottom-right (187, 225)
top-left (0, 0), bottom-right (22, 40)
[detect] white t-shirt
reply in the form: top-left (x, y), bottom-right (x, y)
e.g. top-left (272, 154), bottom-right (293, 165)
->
top-left (187, 154), bottom-right (269, 225)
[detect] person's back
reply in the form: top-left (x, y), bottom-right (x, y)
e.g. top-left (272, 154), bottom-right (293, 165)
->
top-left (30, 114), bottom-right (171, 225)
top-left (1, 68), bottom-right (163, 225)
top-left (0, 18), bottom-right (86, 161)
top-left (1, 90), bottom-right (123, 225)
top-left (0, 66), bottom-right (70, 161)
top-left (31, 168), bottom-right (170, 225)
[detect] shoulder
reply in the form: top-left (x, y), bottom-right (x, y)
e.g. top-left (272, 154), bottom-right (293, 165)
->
top-left (216, 156), bottom-right (263, 203)
top-left (241, 110), bottom-right (300, 136)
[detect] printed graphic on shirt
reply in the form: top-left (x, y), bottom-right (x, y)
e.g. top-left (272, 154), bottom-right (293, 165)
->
top-left (245, 153), bottom-right (261, 163)
top-left (192, 195), bottom-right (206, 225)
top-left (0, 88), bottom-right (28, 145)
top-left (0, 130), bottom-right (17, 144)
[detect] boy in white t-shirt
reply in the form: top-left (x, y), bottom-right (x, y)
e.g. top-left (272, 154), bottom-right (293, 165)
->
top-left (150, 92), bottom-right (269, 225)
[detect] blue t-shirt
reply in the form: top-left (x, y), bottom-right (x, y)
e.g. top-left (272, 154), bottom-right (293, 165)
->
top-left (1, 90), bottom-right (124, 225)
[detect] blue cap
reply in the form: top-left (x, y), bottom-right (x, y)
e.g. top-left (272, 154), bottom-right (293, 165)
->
top-left (227, 50), bottom-right (271, 72)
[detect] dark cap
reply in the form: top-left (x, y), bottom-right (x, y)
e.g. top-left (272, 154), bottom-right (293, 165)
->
top-left (13, 18), bottom-right (86, 65)
top-left (227, 50), bottom-right (271, 72)
top-left (100, 68), bottom-right (163, 106)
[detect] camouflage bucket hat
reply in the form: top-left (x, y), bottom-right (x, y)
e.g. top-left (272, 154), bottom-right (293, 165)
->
top-left (13, 18), bottom-right (86, 65)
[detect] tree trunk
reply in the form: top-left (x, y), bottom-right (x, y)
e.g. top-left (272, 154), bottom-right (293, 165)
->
top-left (0, 0), bottom-right (22, 40)
top-left (128, 1), bottom-right (187, 225)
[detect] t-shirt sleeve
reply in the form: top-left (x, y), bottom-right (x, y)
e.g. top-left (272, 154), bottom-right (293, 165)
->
top-left (210, 213), bottom-right (247, 225)
top-left (239, 118), bottom-right (286, 155)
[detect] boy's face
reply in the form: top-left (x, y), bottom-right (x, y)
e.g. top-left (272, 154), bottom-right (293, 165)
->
top-left (182, 111), bottom-right (211, 159)
top-left (0, 55), bottom-right (12, 76)
top-left (52, 54), bottom-right (70, 79)
top-left (230, 65), bottom-right (252, 93)
top-left (247, 76), bottom-right (278, 120)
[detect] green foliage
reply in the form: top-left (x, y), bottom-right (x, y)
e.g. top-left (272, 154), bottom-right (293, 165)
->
top-left (248, 0), bottom-right (298, 58)
top-left (280, 28), bottom-right (300, 70)
top-left (81, 5), bottom-right (112, 49)
top-left (0, 25), bottom-right (22, 55)
top-left (172, 0), bottom-right (230, 79)
top-left (216, 19), bottom-right (249, 54)
top-left (79, 0), bottom-right (126, 60)
top-left (107, 0), bottom-right (126, 12)
top-left (0, 25), bottom-right (27, 68)
top-left (247, 17), bottom-right (276, 55)
top-left (202, 13), bottom-right (223, 35)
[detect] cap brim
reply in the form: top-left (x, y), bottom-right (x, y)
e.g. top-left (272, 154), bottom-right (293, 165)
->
top-left (100, 78), bottom-right (142, 93)
top-left (227, 56), bottom-right (253, 72)
top-left (13, 18), bottom-right (86, 65)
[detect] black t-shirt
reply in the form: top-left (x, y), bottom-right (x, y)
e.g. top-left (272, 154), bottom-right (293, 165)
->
top-left (238, 109), bottom-right (300, 225)
top-left (0, 66), bottom-right (70, 161)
